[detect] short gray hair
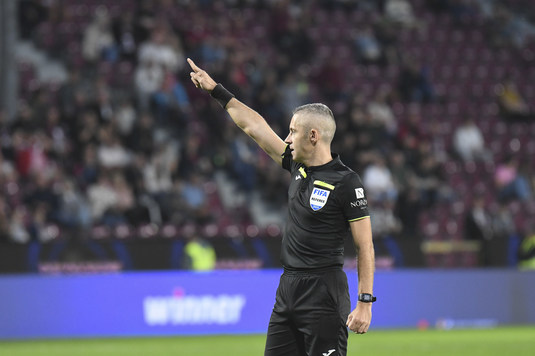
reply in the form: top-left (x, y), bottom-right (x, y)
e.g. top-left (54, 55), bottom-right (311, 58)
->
top-left (293, 103), bottom-right (336, 144)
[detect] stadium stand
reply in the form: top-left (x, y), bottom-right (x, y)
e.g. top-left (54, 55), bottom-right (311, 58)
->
top-left (1, 0), bottom-right (534, 272)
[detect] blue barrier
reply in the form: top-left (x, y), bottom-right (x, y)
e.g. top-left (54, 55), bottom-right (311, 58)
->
top-left (1, 269), bottom-right (534, 339)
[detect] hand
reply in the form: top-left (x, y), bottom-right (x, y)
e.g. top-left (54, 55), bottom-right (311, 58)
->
top-left (346, 303), bottom-right (372, 334)
top-left (188, 58), bottom-right (217, 92)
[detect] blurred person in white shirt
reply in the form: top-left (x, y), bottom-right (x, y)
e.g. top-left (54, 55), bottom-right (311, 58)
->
top-left (453, 118), bottom-right (492, 162)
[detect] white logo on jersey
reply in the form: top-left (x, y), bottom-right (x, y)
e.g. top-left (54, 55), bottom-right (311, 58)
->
top-left (355, 188), bottom-right (365, 199)
top-left (310, 187), bottom-right (330, 211)
top-left (323, 349), bottom-right (336, 356)
top-left (295, 175), bottom-right (302, 180)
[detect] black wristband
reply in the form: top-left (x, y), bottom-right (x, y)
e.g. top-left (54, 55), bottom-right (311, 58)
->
top-left (210, 83), bottom-right (235, 109)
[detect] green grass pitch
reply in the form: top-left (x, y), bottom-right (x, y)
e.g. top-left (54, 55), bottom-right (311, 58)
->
top-left (2, 326), bottom-right (534, 356)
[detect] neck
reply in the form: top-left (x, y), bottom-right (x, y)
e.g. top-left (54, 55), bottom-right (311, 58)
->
top-left (303, 147), bottom-right (333, 167)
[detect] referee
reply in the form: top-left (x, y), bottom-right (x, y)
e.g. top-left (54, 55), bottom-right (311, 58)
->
top-left (188, 58), bottom-right (375, 356)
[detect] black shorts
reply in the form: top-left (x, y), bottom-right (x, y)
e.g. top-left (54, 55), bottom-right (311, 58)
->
top-left (264, 268), bottom-right (351, 356)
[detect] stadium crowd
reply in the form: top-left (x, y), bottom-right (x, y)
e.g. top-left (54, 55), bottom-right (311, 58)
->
top-left (1, 0), bottom-right (535, 270)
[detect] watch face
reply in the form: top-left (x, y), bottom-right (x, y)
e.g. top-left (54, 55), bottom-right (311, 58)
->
top-left (359, 294), bottom-right (375, 302)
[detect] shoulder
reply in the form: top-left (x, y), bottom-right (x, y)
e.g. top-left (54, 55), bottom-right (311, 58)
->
top-left (330, 163), bottom-right (366, 200)
top-left (333, 161), bottom-right (363, 186)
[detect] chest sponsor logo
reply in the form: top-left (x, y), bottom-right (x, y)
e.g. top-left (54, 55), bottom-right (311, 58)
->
top-left (310, 187), bottom-right (330, 211)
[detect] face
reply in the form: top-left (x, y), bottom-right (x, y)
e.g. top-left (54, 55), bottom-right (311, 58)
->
top-left (284, 114), bottom-right (310, 163)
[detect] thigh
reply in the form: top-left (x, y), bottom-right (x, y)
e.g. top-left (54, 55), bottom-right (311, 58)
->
top-left (303, 312), bottom-right (348, 356)
top-left (296, 271), bottom-right (350, 356)
top-left (265, 276), bottom-right (305, 356)
top-left (264, 311), bottom-right (304, 356)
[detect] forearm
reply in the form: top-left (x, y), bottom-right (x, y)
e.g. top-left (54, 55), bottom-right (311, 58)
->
top-left (356, 239), bottom-right (375, 294)
top-left (225, 98), bottom-right (285, 163)
top-left (226, 98), bottom-right (268, 139)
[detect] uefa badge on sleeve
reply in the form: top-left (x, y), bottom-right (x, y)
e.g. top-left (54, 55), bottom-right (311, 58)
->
top-left (310, 187), bottom-right (330, 211)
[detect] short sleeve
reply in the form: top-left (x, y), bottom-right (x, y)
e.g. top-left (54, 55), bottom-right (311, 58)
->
top-left (339, 173), bottom-right (370, 222)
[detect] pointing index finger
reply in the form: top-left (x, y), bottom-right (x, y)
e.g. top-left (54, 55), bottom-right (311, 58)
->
top-left (187, 58), bottom-right (201, 73)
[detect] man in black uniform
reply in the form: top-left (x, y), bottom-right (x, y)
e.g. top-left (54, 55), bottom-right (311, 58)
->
top-left (188, 58), bottom-right (375, 356)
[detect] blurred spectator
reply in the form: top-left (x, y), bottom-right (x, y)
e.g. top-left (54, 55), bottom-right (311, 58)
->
top-left (75, 110), bottom-right (100, 159)
top-left (389, 150), bottom-right (414, 192)
top-left (486, 4), bottom-right (535, 49)
top-left (183, 233), bottom-right (216, 271)
top-left (9, 206), bottom-right (30, 244)
top-left (77, 144), bottom-right (99, 187)
top-left (273, 19), bottom-right (314, 67)
top-left (394, 186), bottom-right (424, 240)
top-left (384, 0), bottom-right (423, 29)
top-left (464, 196), bottom-right (493, 266)
top-left (133, 0), bottom-right (156, 44)
top-left (278, 72), bottom-right (309, 118)
top-left (313, 56), bottom-right (345, 102)
top-left (27, 203), bottom-right (56, 243)
top-left (494, 156), bottom-right (532, 202)
top-left (87, 173), bottom-right (118, 224)
top-left (127, 112), bottom-right (155, 156)
top-left (518, 226), bottom-right (535, 270)
top-left (179, 173), bottom-right (212, 225)
top-left (56, 178), bottom-right (92, 229)
top-left (93, 82), bottom-right (114, 123)
top-left (495, 78), bottom-right (533, 122)
top-left (110, 172), bottom-right (135, 223)
top-left (452, 117), bottom-right (492, 162)
top-left (82, 6), bottom-right (116, 63)
top-left (0, 197), bottom-right (10, 241)
top-left (24, 171), bottom-right (59, 222)
top-left (138, 24), bottom-right (183, 73)
top-left (491, 202), bottom-right (516, 239)
top-left (111, 10), bottom-right (138, 63)
top-left (370, 200), bottom-right (404, 267)
top-left (254, 69), bottom-right (285, 127)
top-left (230, 134), bottom-right (259, 194)
top-left (18, 0), bottom-right (48, 40)
top-left (413, 144), bottom-right (447, 207)
top-left (397, 56), bottom-right (436, 103)
top-left (97, 126), bottom-right (131, 169)
top-left (178, 135), bottom-right (205, 179)
top-left (113, 97), bottom-right (137, 138)
top-left (152, 71), bottom-right (191, 126)
top-left (362, 153), bottom-right (398, 202)
top-left (199, 35), bottom-right (227, 66)
top-left (0, 151), bottom-right (16, 183)
top-left (134, 59), bottom-right (164, 110)
top-left (396, 107), bottom-right (428, 165)
top-left (353, 26), bottom-right (384, 65)
top-left (143, 141), bottom-right (177, 196)
top-left (374, 18), bottom-right (401, 66)
top-left (491, 201), bottom-right (520, 267)
top-left (367, 86), bottom-right (397, 136)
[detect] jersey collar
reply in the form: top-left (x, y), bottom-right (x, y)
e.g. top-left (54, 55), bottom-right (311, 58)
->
top-left (306, 153), bottom-right (341, 172)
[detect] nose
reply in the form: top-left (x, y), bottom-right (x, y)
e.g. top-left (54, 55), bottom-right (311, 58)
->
top-left (284, 133), bottom-right (292, 144)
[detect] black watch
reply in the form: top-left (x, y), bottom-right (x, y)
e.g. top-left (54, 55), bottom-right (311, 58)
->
top-left (358, 293), bottom-right (377, 303)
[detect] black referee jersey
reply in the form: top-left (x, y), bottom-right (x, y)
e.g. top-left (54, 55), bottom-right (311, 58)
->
top-left (281, 145), bottom-right (370, 270)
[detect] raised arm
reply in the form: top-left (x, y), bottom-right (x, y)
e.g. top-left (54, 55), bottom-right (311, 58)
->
top-left (188, 58), bottom-right (287, 165)
top-left (346, 217), bottom-right (375, 334)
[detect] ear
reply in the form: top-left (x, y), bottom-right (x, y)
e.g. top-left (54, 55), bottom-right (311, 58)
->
top-left (309, 129), bottom-right (319, 144)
